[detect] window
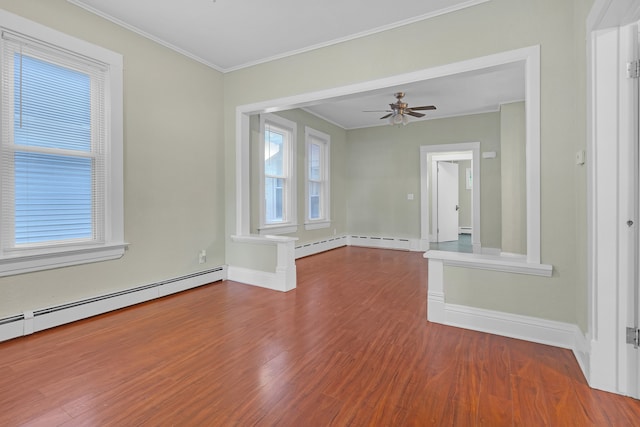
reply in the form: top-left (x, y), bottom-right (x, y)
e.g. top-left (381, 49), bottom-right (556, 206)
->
top-left (259, 114), bottom-right (296, 234)
top-left (0, 11), bottom-right (125, 276)
top-left (305, 127), bottom-right (330, 229)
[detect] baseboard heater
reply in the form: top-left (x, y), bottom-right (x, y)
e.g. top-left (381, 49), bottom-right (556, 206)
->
top-left (0, 266), bottom-right (226, 343)
top-left (295, 235), bottom-right (348, 259)
top-left (348, 235), bottom-right (413, 251)
top-left (0, 314), bottom-right (23, 326)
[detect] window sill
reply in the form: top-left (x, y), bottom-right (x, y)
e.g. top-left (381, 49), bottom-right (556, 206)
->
top-left (304, 220), bottom-right (330, 230)
top-left (231, 234), bottom-right (298, 245)
top-left (258, 224), bottom-right (298, 235)
top-left (424, 250), bottom-right (552, 277)
top-left (0, 242), bottom-right (128, 277)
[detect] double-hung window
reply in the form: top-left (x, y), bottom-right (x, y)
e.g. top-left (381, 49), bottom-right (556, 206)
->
top-left (305, 127), bottom-right (330, 229)
top-left (259, 113), bottom-right (297, 234)
top-left (0, 11), bottom-right (124, 276)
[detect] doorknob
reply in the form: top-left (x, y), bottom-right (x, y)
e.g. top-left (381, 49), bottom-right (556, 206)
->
top-left (455, 204), bottom-right (460, 211)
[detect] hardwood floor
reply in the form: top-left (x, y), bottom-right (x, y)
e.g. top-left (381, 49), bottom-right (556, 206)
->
top-left (1, 247), bottom-right (639, 426)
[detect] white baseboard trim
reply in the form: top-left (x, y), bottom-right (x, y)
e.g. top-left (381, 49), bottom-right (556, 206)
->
top-left (347, 235), bottom-right (423, 251)
top-left (588, 335), bottom-right (621, 394)
top-left (438, 303), bottom-right (584, 349)
top-left (0, 267), bottom-right (226, 343)
top-left (295, 235), bottom-right (348, 259)
top-left (428, 298), bottom-right (590, 380)
top-left (573, 332), bottom-right (591, 385)
top-left (226, 265), bottom-right (295, 292)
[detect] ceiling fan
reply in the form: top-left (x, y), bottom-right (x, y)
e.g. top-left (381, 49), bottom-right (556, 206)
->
top-left (366, 92), bottom-right (436, 125)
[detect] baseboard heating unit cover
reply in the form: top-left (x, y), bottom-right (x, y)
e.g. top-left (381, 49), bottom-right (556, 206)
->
top-left (0, 266), bottom-right (225, 343)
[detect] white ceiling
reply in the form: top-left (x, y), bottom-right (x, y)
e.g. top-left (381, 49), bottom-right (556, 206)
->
top-left (305, 62), bottom-right (525, 129)
top-left (68, 0), bottom-right (489, 72)
top-left (67, 0), bottom-right (525, 129)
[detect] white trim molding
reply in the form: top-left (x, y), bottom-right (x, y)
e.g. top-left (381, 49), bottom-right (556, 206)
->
top-left (440, 303), bottom-right (584, 350)
top-left (304, 221), bottom-right (331, 231)
top-left (259, 114), bottom-right (298, 235)
top-left (427, 259), bottom-right (589, 380)
top-left (235, 45), bottom-right (542, 240)
top-left (229, 234), bottom-right (298, 292)
top-left (586, 0), bottom-right (640, 397)
top-left (70, 0), bottom-right (491, 73)
top-left (304, 126), bottom-right (331, 225)
top-left (440, 301), bottom-right (590, 379)
top-left (425, 250), bottom-right (552, 277)
top-left (421, 142), bottom-right (481, 251)
top-left (0, 9), bottom-right (126, 276)
top-left (226, 265), bottom-right (294, 292)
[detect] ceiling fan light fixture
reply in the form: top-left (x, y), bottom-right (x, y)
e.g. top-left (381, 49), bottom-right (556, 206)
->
top-left (372, 92), bottom-right (435, 126)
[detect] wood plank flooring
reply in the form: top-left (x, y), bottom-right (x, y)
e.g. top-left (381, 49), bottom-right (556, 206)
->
top-left (1, 247), bottom-right (639, 426)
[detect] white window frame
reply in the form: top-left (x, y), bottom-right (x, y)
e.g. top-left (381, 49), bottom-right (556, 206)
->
top-left (304, 127), bottom-right (330, 230)
top-left (259, 113), bottom-right (297, 235)
top-left (0, 10), bottom-right (125, 277)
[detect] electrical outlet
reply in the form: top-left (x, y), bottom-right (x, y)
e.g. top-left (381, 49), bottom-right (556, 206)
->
top-left (198, 249), bottom-right (206, 264)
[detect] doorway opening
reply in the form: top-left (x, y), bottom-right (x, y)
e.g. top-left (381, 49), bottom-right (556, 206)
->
top-left (420, 142), bottom-right (480, 254)
top-left (430, 153), bottom-right (473, 253)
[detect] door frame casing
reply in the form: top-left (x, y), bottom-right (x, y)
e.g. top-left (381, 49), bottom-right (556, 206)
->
top-left (587, 0), bottom-right (640, 396)
top-left (420, 142), bottom-right (480, 252)
top-left (431, 153), bottom-right (471, 243)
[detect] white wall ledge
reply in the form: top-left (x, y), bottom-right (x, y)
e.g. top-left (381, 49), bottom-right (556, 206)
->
top-left (0, 242), bottom-right (129, 277)
top-left (230, 234), bottom-right (298, 245)
top-left (424, 249), bottom-right (552, 277)
top-left (304, 221), bottom-right (331, 230)
top-left (229, 234), bottom-right (298, 292)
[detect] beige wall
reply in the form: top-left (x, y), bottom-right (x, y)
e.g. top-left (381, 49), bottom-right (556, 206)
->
top-left (500, 102), bottom-right (527, 254)
top-left (572, 0), bottom-right (590, 332)
top-left (345, 113), bottom-right (501, 248)
top-left (0, 0), bottom-right (225, 318)
top-left (224, 0), bottom-right (592, 329)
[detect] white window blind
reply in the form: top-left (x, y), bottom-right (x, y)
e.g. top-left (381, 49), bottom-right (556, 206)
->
top-left (0, 30), bottom-right (106, 250)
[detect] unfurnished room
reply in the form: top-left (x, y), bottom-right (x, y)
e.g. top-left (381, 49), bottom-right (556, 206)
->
top-left (1, 0), bottom-right (640, 425)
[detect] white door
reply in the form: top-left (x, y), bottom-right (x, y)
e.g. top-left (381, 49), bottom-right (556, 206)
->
top-left (635, 108), bottom-right (640, 399)
top-left (436, 161), bottom-right (459, 242)
top-left (634, 31), bottom-right (640, 398)
top-left (629, 23), bottom-right (640, 399)
top-left (631, 66), bottom-right (640, 397)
